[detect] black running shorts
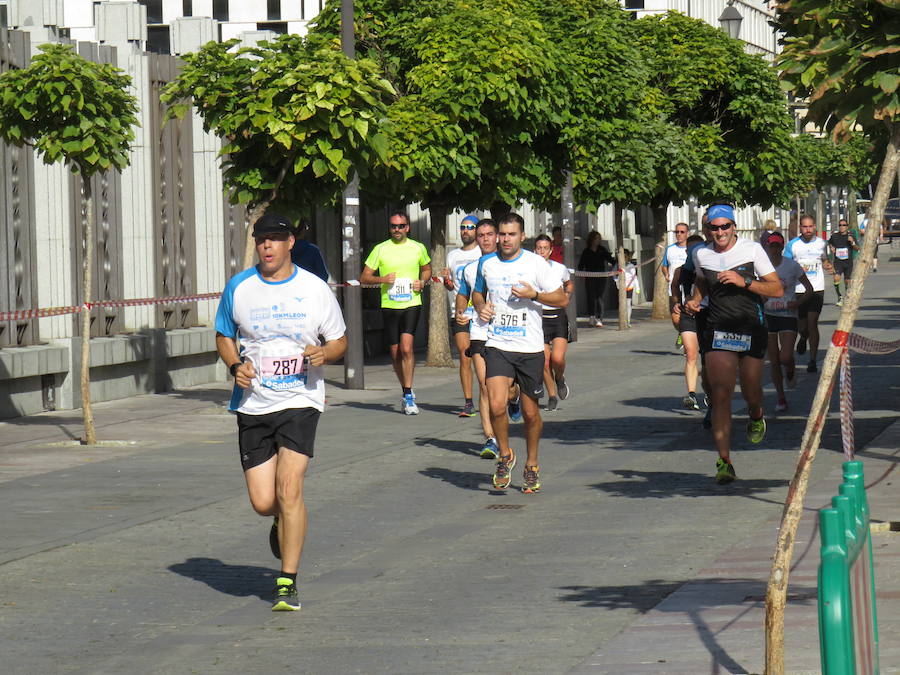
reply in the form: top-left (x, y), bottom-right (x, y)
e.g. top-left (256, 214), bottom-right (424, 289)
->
top-left (451, 316), bottom-right (471, 336)
top-left (799, 291), bottom-right (824, 318)
top-left (765, 314), bottom-right (798, 334)
top-left (701, 324), bottom-right (768, 359)
top-left (236, 407), bottom-right (320, 471)
top-left (382, 307), bottom-right (422, 345)
top-left (833, 259), bottom-right (853, 279)
top-left (542, 312), bottom-right (569, 344)
top-left (466, 339), bottom-right (487, 358)
top-left (678, 311), bottom-right (697, 334)
top-left (484, 347), bottom-right (544, 400)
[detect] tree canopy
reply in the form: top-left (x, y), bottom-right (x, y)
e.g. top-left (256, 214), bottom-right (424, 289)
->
top-left (0, 43), bottom-right (138, 176)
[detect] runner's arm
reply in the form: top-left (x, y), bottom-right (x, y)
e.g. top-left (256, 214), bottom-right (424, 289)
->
top-left (793, 273), bottom-right (814, 309)
top-left (304, 335), bottom-right (348, 367)
top-left (359, 265), bottom-right (394, 285)
top-left (531, 285), bottom-right (567, 308)
top-left (412, 263), bottom-right (432, 291)
top-left (216, 332), bottom-right (256, 389)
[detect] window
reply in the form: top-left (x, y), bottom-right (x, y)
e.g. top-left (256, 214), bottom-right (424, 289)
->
top-left (623, 0), bottom-right (644, 8)
top-left (0, 6), bottom-right (7, 28)
top-left (212, 0), bottom-right (228, 22)
top-left (267, 0), bottom-right (280, 21)
top-left (146, 25), bottom-right (171, 54)
top-left (138, 0), bottom-right (163, 25)
top-left (182, 0), bottom-right (192, 16)
top-left (257, 21), bottom-right (288, 34)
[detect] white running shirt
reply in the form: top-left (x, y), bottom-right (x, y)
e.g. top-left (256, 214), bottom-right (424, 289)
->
top-left (784, 236), bottom-right (827, 291)
top-left (765, 258), bottom-right (806, 318)
top-left (215, 265), bottom-right (346, 415)
top-left (445, 246), bottom-right (482, 317)
top-left (473, 250), bottom-right (561, 353)
top-left (663, 243), bottom-right (688, 295)
top-left (458, 255), bottom-right (492, 341)
top-left (540, 260), bottom-right (570, 310)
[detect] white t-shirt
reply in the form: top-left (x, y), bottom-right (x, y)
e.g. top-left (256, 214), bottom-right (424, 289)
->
top-left (215, 265), bottom-right (346, 415)
top-left (765, 258), bottom-right (805, 318)
top-left (445, 246), bottom-right (482, 317)
top-left (540, 260), bottom-right (570, 311)
top-left (663, 243), bottom-right (688, 295)
top-left (784, 236), bottom-right (827, 291)
top-left (458, 255), bottom-right (492, 341)
top-left (473, 250), bottom-right (561, 353)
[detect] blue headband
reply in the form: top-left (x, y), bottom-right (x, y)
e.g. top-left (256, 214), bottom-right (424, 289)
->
top-left (706, 204), bottom-right (735, 223)
top-left (461, 215), bottom-right (479, 226)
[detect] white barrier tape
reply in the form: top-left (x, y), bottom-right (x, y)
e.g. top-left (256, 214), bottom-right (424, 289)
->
top-left (839, 347), bottom-right (855, 461)
top-left (847, 333), bottom-right (900, 355)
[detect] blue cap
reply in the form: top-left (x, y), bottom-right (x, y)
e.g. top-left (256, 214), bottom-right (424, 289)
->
top-left (706, 204), bottom-right (735, 223)
top-left (461, 214), bottom-right (479, 226)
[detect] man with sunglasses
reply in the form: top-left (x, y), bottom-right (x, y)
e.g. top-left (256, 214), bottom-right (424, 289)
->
top-left (215, 212), bottom-right (348, 611)
top-left (360, 211), bottom-right (432, 414)
top-left (442, 215), bottom-right (484, 417)
top-left (784, 214), bottom-right (832, 373)
top-left (827, 219), bottom-right (859, 307)
top-left (662, 223), bottom-right (691, 348)
top-left (685, 204), bottom-right (783, 484)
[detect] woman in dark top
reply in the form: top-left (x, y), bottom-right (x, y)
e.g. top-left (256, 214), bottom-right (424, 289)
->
top-left (578, 231), bottom-right (615, 327)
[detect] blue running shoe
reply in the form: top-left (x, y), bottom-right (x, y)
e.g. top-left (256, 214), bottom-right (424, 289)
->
top-left (508, 396), bottom-right (522, 422)
top-left (480, 437), bottom-right (499, 459)
top-left (402, 392), bottom-right (419, 415)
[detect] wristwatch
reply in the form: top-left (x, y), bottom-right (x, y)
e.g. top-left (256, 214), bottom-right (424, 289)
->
top-left (744, 276), bottom-right (753, 289)
top-left (229, 361), bottom-right (243, 377)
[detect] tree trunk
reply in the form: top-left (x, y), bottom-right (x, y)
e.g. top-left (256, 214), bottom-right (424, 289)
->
top-left (561, 173), bottom-right (577, 342)
top-left (650, 203), bottom-right (669, 320)
top-left (426, 204), bottom-right (453, 367)
top-left (613, 202), bottom-right (628, 330)
top-left (764, 122), bottom-right (900, 675)
top-left (847, 190), bottom-right (858, 229)
top-left (80, 175), bottom-right (96, 445)
top-left (241, 161), bottom-right (291, 270)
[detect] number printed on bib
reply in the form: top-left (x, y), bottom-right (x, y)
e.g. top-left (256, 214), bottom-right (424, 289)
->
top-left (767, 299), bottom-right (788, 311)
top-left (259, 342), bottom-right (307, 390)
top-left (712, 331), bottom-right (752, 352)
top-left (801, 263), bottom-right (819, 276)
top-left (388, 277), bottom-right (413, 302)
top-left (835, 247), bottom-right (849, 260)
top-left (492, 310), bottom-right (527, 337)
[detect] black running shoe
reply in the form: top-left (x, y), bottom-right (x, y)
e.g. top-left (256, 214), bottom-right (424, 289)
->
top-left (272, 578), bottom-right (301, 611)
top-left (702, 405), bottom-right (713, 430)
top-left (555, 378), bottom-right (570, 401)
top-left (269, 517), bottom-right (280, 560)
top-left (807, 360), bottom-right (817, 373)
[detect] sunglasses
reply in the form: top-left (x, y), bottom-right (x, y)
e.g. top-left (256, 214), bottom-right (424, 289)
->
top-left (389, 223), bottom-right (408, 230)
top-left (460, 224), bottom-right (476, 230)
top-left (708, 223), bottom-right (733, 232)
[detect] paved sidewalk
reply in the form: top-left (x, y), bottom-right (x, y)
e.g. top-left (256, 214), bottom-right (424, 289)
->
top-left (573, 419), bottom-right (900, 674)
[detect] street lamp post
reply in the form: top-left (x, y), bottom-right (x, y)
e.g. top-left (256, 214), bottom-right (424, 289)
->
top-left (718, 0), bottom-right (743, 40)
top-left (341, 0), bottom-right (364, 389)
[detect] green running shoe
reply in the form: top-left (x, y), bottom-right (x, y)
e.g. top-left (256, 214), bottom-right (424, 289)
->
top-left (522, 465), bottom-right (541, 494)
top-left (715, 458), bottom-right (736, 484)
top-left (272, 578), bottom-right (301, 611)
top-left (747, 416), bottom-right (766, 444)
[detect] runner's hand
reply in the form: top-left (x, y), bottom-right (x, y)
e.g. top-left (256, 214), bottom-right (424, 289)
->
top-left (455, 309), bottom-right (470, 325)
top-left (412, 279), bottom-right (423, 292)
top-left (716, 270), bottom-right (744, 286)
top-left (304, 345), bottom-right (326, 367)
top-left (235, 362), bottom-right (256, 390)
top-left (441, 267), bottom-right (452, 288)
top-left (382, 272), bottom-right (396, 285)
top-left (478, 302), bottom-right (495, 322)
top-left (511, 281), bottom-right (536, 299)
top-left (685, 299), bottom-right (701, 314)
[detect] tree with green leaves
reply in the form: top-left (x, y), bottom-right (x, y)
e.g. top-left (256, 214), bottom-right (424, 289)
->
top-left (0, 43), bottom-right (138, 445)
top-left (622, 12), bottom-right (803, 320)
top-left (766, 3), bottom-right (900, 672)
top-left (161, 34), bottom-right (395, 268)
top-left (311, 0), bottom-right (571, 365)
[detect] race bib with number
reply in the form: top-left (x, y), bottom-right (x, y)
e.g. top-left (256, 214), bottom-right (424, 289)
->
top-left (801, 263), bottom-right (819, 277)
top-left (258, 340), bottom-right (307, 391)
top-left (492, 310), bottom-right (527, 337)
top-left (388, 278), bottom-right (413, 302)
top-left (766, 299), bottom-right (788, 311)
top-left (835, 247), bottom-right (849, 260)
top-left (712, 331), bottom-right (752, 352)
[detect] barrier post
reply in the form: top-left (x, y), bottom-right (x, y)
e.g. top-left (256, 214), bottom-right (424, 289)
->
top-left (818, 460), bottom-right (879, 674)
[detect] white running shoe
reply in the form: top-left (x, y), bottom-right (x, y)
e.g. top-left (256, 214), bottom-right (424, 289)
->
top-left (402, 392), bottom-right (419, 415)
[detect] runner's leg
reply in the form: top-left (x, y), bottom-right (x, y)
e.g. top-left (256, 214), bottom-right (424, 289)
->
top-left (767, 333), bottom-right (784, 403)
top-left (807, 310), bottom-right (821, 364)
top-left (473, 353), bottom-right (494, 440)
top-left (455, 331), bottom-right (473, 401)
top-left (705, 351), bottom-right (739, 463)
top-left (682, 331), bottom-right (699, 394)
top-left (779, 331), bottom-right (797, 384)
top-left (398, 332), bottom-right (415, 388)
top-left (520, 393), bottom-right (543, 468)
top-left (274, 448), bottom-right (309, 575)
top-left (488, 375), bottom-right (514, 454)
top-left (738, 355), bottom-right (765, 422)
top-left (542, 344), bottom-right (557, 398)
top-left (549, 336), bottom-right (567, 384)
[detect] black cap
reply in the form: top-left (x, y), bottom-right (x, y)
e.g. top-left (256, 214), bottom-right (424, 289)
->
top-left (252, 213), bottom-right (294, 236)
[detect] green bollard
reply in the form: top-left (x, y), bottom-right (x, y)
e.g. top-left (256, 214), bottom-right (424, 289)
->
top-left (819, 506), bottom-right (854, 673)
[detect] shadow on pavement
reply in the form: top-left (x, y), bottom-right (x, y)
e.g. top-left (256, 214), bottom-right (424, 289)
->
top-left (416, 437), bottom-right (482, 457)
top-left (559, 578), bottom-right (815, 675)
top-left (590, 469), bottom-right (789, 499)
top-left (168, 557), bottom-right (276, 601)
top-left (419, 466), bottom-right (495, 492)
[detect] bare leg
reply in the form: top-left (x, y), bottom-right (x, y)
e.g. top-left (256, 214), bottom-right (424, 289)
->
top-left (542, 344), bottom-right (556, 398)
top-left (454, 331), bottom-right (473, 400)
top-left (807, 311), bottom-right (821, 363)
top-left (520, 393), bottom-right (543, 467)
top-left (549, 337), bottom-right (567, 383)
top-left (398, 332), bottom-right (415, 388)
top-left (705, 351), bottom-right (739, 462)
top-left (473, 354), bottom-right (494, 439)
top-left (682, 331), bottom-right (699, 394)
top-left (767, 333), bottom-right (784, 402)
top-left (738, 355), bottom-right (765, 421)
top-left (488, 375), bottom-right (514, 455)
